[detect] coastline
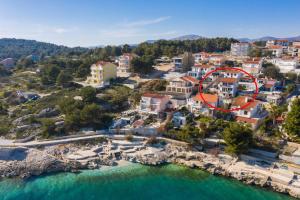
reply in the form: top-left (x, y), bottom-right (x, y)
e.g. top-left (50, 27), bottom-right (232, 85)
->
top-left (0, 138), bottom-right (300, 199)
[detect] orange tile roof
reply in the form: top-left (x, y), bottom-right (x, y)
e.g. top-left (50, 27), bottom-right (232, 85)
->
top-left (143, 93), bottom-right (166, 99)
top-left (268, 45), bottom-right (283, 49)
top-left (222, 69), bottom-right (241, 74)
top-left (264, 83), bottom-right (274, 89)
top-left (220, 77), bottom-right (238, 83)
top-left (244, 60), bottom-right (260, 64)
top-left (194, 64), bottom-right (213, 69)
top-left (232, 96), bottom-right (260, 111)
top-left (236, 116), bottom-right (258, 124)
top-left (180, 76), bottom-right (199, 83)
top-left (95, 61), bottom-right (110, 65)
top-left (193, 93), bottom-right (218, 103)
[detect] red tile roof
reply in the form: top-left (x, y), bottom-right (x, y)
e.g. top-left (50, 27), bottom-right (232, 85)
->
top-left (268, 45), bottom-right (283, 49)
top-left (220, 77), bottom-right (238, 83)
top-left (264, 83), bottom-right (274, 89)
top-left (236, 116), bottom-right (258, 124)
top-left (143, 93), bottom-right (166, 99)
top-left (96, 61), bottom-right (110, 65)
top-left (194, 64), bottom-right (213, 69)
top-left (232, 96), bottom-right (260, 111)
top-left (244, 60), bottom-right (260, 64)
top-left (180, 76), bottom-right (199, 84)
top-left (222, 69), bottom-right (241, 74)
top-left (193, 93), bottom-right (218, 103)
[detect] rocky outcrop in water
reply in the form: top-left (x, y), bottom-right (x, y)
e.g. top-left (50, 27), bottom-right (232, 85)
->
top-left (0, 147), bottom-right (83, 179)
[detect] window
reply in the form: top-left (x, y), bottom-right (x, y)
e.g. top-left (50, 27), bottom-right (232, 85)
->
top-left (244, 111), bottom-right (248, 115)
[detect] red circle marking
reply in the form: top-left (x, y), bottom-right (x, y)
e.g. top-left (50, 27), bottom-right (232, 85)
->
top-left (199, 67), bottom-right (259, 113)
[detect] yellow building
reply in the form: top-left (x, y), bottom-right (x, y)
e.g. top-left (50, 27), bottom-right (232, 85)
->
top-left (86, 61), bottom-right (117, 87)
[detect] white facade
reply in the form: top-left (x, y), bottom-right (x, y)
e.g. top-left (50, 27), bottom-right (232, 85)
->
top-left (268, 46), bottom-right (283, 57)
top-left (139, 94), bottom-right (170, 115)
top-left (218, 78), bottom-right (238, 98)
top-left (270, 58), bottom-right (299, 73)
top-left (231, 43), bottom-right (250, 57)
top-left (117, 54), bottom-right (133, 77)
top-left (187, 65), bottom-right (216, 79)
top-left (242, 59), bottom-right (263, 74)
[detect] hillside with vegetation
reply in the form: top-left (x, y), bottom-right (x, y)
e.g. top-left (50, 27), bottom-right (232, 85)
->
top-left (0, 38), bottom-right (87, 60)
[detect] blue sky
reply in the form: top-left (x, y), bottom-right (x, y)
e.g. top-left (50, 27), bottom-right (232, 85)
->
top-left (0, 0), bottom-right (299, 47)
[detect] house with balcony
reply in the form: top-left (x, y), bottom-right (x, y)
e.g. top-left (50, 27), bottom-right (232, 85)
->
top-left (172, 52), bottom-right (194, 72)
top-left (193, 52), bottom-right (210, 63)
top-left (266, 40), bottom-right (289, 48)
top-left (86, 61), bottom-right (117, 87)
top-left (187, 64), bottom-right (216, 80)
top-left (242, 58), bottom-right (263, 75)
top-left (221, 69), bottom-right (243, 79)
top-left (117, 53), bottom-right (135, 77)
top-left (166, 76), bottom-right (198, 97)
top-left (231, 96), bottom-right (266, 129)
top-left (231, 42), bottom-right (250, 57)
top-left (267, 45), bottom-right (284, 57)
top-left (187, 93), bottom-right (219, 116)
top-left (208, 54), bottom-right (226, 66)
top-left (217, 77), bottom-right (239, 98)
top-left (139, 93), bottom-right (170, 115)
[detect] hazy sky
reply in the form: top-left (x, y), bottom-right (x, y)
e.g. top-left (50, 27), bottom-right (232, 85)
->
top-left (0, 0), bottom-right (299, 47)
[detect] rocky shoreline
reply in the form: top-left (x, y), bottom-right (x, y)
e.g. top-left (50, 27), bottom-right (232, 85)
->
top-left (0, 139), bottom-right (300, 199)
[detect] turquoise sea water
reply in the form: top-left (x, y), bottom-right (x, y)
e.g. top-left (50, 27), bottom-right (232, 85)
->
top-left (0, 164), bottom-right (294, 200)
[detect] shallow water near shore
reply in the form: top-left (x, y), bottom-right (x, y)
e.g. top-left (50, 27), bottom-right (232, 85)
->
top-left (0, 163), bottom-right (294, 200)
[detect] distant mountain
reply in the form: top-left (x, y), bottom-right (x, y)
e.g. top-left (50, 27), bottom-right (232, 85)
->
top-left (0, 38), bottom-right (88, 60)
top-left (171, 34), bottom-right (205, 41)
top-left (238, 35), bottom-right (300, 42)
top-left (144, 34), bottom-right (205, 44)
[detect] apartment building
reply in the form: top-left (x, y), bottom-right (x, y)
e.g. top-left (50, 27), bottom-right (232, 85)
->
top-left (267, 45), bottom-right (284, 57)
top-left (231, 96), bottom-right (265, 129)
top-left (187, 93), bottom-right (219, 116)
top-left (288, 42), bottom-right (300, 57)
top-left (187, 64), bottom-right (216, 80)
top-left (166, 76), bottom-right (198, 97)
top-left (117, 53), bottom-right (135, 77)
top-left (139, 93), bottom-right (170, 115)
top-left (266, 40), bottom-right (289, 47)
top-left (231, 42), bottom-right (250, 57)
top-left (86, 61), bottom-right (117, 87)
top-left (218, 77), bottom-right (239, 98)
top-left (172, 52), bottom-right (195, 72)
top-left (242, 58), bottom-right (263, 74)
top-left (270, 58), bottom-right (299, 73)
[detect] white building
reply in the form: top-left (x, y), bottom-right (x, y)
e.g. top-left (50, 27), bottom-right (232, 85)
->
top-left (270, 58), bottom-right (299, 73)
top-left (139, 93), bottom-right (170, 115)
top-left (288, 42), bottom-right (300, 57)
top-left (231, 96), bottom-right (265, 129)
top-left (187, 64), bottom-right (216, 80)
top-left (187, 93), bottom-right (219, 116)
top-left (218, 77), bottom-right (239, 98)
top-left (266, 40), bottom-right (289, 47)
top-left (231, 42), bottom-right (250, 57)
top-left (117, 53), bottom-right (134, 77)
top-left (267, 45), bottom-right (284, 57)
top-left (166, 76), bottom-right (198, 97)
top-left (172, 52), bottom-right (194, 72)
top-left (221, 69), bottom-right (243, 79)
top-left (242, 58), bottom-right (263, 74)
